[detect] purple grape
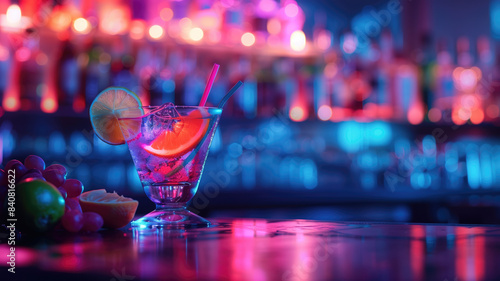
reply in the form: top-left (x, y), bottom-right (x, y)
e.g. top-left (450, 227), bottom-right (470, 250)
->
top-left (57, 187), bottom-right (67, 199)
top-left (62, 179), bottom-right (84, 198)
top-left (65, 198), bottom-right (82, 213)
top-left (4, 159), bottom-right (22, 171)
top-left (61, 210), bottom-right (84, 233)
top-left (24, 155), bottom-right (45, 171)
top-left (42, 169), bottom-right (65, 187)
top-left (25, 169), bottom-right (42, 176)
top-left (10, 162), bottom-right (28, 178)
top-left (45, 164), bottom-right (67, 177)
top-left (82, 212), bottom-right (103, 232)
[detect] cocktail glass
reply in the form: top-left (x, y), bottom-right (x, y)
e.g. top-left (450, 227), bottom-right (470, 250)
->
top-left (118, 104), bottom-right (222, 229)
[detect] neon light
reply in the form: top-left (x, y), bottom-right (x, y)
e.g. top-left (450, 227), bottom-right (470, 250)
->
top-left (267, 18), bottom-right (281, 35)
top-left (3, 97), bottom-right (19, 111)
top-left (323, 63), bottom-right (337, 78)
top-left (130, 20), bottom-right (145, 40)
top-left (407, 105), bottom-right (424, 125)
top-left (284, 3), bottom-right (299, 17)
top-left (100, 7), bottom-right (128, 35)
top-left (342, 34), bottom-right (357, 54)
top-left (317, 105), bottom-right (332, 121)
top-left (49, 8), bottom-right (72, 32)
top-left (41, 97), bottom-right (57, 113)
top-left (6, 5), bottom-right (21, 25)
top-left (315, 30), bottom-right (332, 50)
top-left (149, 25), bottom-right (164, 39)
top-left (189, 27), bottom-right (204, 41)
top-left (259, 0), bottom-right (277, 13)
top-left (160, 8), bottom-right (173, 22)
top-left (470, 109), bottom-right (484, 124)
top-left (15, 47), bottom-right (30, 62)
top-left (290, 30), bottom-right (306, 52)
top-left (290, 106), bottom-right (305, 122)
top-left (241, 32), bottom-right (255, 47)
top-left (486, 104), bottom-right (500, 118)
top-left (428, 108), bottom-right (442, 122)
top-left (73, 96), bottom-right (85, 113)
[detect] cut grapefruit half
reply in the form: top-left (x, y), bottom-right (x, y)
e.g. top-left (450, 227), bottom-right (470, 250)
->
top-left (90, 87), bottom-right (144, 145)
top-left (79, 189), bottom-right (139, 229)
top-left (143, 110), bottom-right (210, 157)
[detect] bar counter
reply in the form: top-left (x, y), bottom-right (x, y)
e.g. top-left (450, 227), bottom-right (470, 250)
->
top-left (1, 218), bottom-right (499, 281)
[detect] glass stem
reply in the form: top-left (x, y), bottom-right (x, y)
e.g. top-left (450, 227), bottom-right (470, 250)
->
top-left (155, 203), bottom-right (186, 211)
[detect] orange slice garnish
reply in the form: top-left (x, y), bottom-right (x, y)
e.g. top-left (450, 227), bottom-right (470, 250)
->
top-left (79, 189), bottom-right (139, 229)
top-left (143, 110), bottom-right (209, 157)
top-left (90, 87), bottom-right (143, 145)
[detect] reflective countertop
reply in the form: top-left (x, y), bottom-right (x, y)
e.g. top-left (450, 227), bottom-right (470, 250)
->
top-left (1, 218), bottom-right (499, 281)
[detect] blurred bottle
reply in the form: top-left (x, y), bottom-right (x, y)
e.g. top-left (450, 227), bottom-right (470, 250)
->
top-left (57, 40), bottom-right (80, 108)
top-left (433, 39), bottom-right (454, 121)
top-left (85, 45), bottom-right (110, 105)
top-left (18, 36), bottom-right (44, 111)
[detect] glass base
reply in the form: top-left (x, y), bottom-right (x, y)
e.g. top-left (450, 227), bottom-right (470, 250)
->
top-left (131, 207), bottom-right (210, 229)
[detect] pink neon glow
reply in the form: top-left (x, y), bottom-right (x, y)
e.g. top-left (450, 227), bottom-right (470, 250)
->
top-left (317, 105), bottom-right (332, 121)
top-left (284, 3), bottom-right (299, 17)
top-left (407, 105), bottom-right (424, 125)
top-left (342, 34), bottom-right (357, 54)
top-left (259, 0), bottom-right (277, 13)
top-left (15, 47), bottom-right (30, 62)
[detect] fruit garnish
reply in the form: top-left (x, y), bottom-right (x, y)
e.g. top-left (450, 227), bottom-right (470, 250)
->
top-left (16, 179), bottom-right (65, 233)
top-left (61, 210), bottom-right (84, 233)
top-left (79, 189), bottom-right (138, 229)
top-left (82, 212), bottom-right (104, 232)
top-left (62, 179), bottom-right (84, 198)
top-left (90, 87), bottom-right (144, 145)
top-left (143, 110), bottom-right (210, 157)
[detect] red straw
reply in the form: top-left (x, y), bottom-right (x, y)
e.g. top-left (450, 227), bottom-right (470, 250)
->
top-left (199, 64), bottom-right (220, 106)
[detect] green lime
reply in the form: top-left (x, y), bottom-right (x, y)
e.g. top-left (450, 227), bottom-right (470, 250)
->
top-left (16, 179), bottom-right (65, 233)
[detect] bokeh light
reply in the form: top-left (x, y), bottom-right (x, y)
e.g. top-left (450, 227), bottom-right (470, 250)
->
top-left (149, 25), bottom-right (164, 39)
top-left (318, 105), bottom-right (333, 121)
top-left (284, 3), bottom-right (299, 17)
top-left (241, 32), bottom-right (256, 47)
top-left (290, 106), bottom-right (306, 122)
top-left (428, 108), bottom-right (442, 122)
top-left (160, 8), bottom-right (174, 21)
top-left (6, 4), bottom-right (21, 25)
top-left (73, 18), bottom-right (91, 34)
top-left (290, 30), bottom-right (306, 52)
top-left (267, 18), bottom-right (281, 35)
top-left (189, 27), bottom-right (204, 41)
top-left (130, 20), bottom-right (146, 40)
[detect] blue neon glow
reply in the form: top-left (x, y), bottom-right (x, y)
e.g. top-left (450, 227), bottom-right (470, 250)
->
top-left (445, 144), bottom-right (458, 173)
top-left (107, 164), bottom-right (125, 189)
top-left (128, 165), bottom-right (143, 193)
top-left (34, 137), bottom-right (48, 155)
top-left (338, 121), bottom-right (364, 153)
top-left (480, 144), bottom-right (492, 189)
top-left (368, 121), bottom-right (392, 146)
top-left (300, 159), bottom-right (318, 189)
top-left (338, 121), bottom-right (392, 153)
top-left (70, 132), bottom-right (92, 156)
top-left (466, 145), bottom-right (481, 189)
top-left (49, 131), bottom-right (66, 155)
top-left (492, 0), bottom-right (500, 39)
top-left (162, 79), bottom-right (175, 93)
top-left (239, 79), bottom-right (257, 118)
